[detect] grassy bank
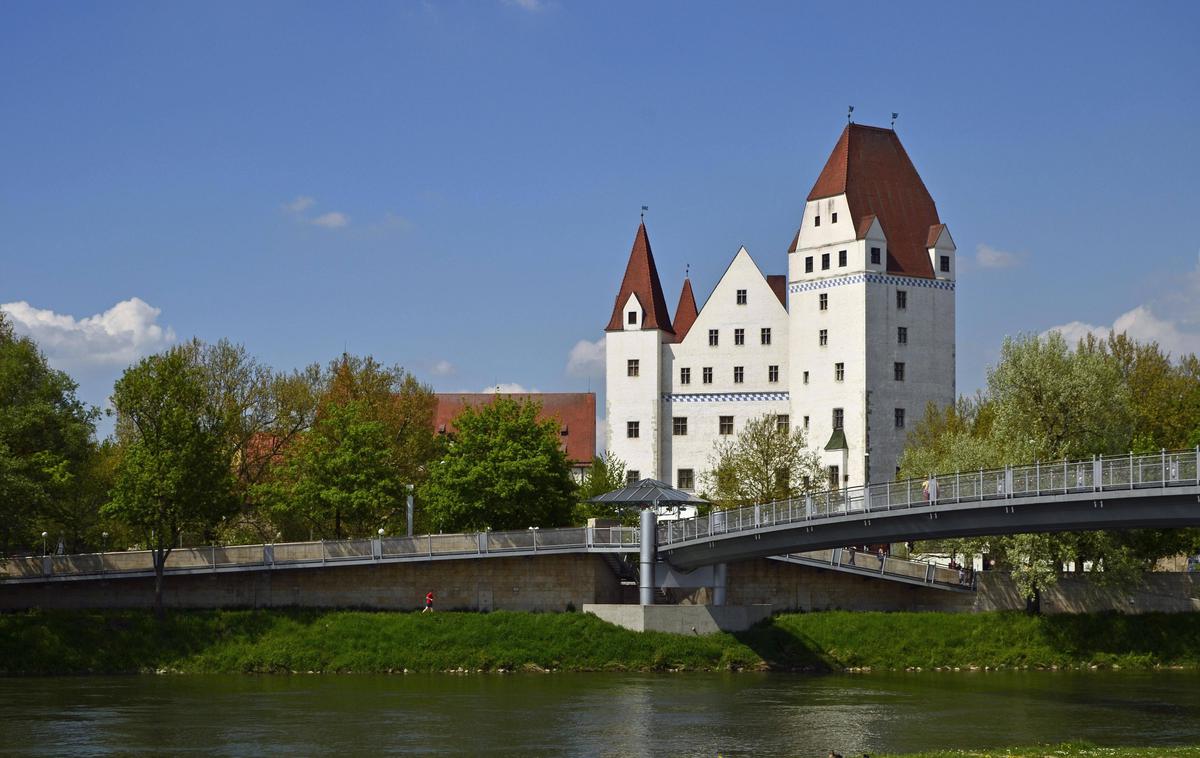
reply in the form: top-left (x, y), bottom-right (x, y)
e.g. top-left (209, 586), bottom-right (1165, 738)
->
top-left (2, 609), bottom-right (1200, 675)
top-left (882, 745), bottom-right (1200, 758)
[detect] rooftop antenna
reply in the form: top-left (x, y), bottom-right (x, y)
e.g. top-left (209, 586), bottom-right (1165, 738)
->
top-left (847, 105), bottom-right (854, 124)
top-left (891, 112), bottom-right (899, 129)
top-left (641, 205), bottom-right (648, 222)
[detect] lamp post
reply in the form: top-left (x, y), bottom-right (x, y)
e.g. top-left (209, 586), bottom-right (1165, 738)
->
top-left (40, 531), bottom-right (47, 556)
top-left (101, 531), bottom-right (109, 553)
top-left (406, 484), bottom-right (415, 538)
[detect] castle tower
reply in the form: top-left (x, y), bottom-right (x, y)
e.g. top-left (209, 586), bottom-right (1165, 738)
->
top-left (788, 124), bottom-right (955, 488)
top-left (605, 222), bottom-right (674, 482)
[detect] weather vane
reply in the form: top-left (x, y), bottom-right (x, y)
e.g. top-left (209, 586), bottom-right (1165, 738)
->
top-left (891, 112), bottom-right (899, 129)
top-left (641, 205), bottom-right (648, 221)
top-left (847, 105), bottom-right (854, 124)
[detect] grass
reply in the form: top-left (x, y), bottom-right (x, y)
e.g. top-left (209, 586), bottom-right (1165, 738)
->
top-left (2, 609), bottom-right (1200, 675)
top-left (879, 743), bottom-right (1200, 757)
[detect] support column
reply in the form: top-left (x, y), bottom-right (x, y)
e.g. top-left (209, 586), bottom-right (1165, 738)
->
top-left (712, 562), bottom-right (728, 606)
top-left (406, 485), bottom-right (415, 538)
top-left (639, 507), bottom-right (657, 606)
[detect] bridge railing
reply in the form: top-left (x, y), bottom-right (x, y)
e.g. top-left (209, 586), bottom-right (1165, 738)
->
top-left (1, 526), bottom-right (642, 581)
top-left (658, 448), bottom-right (1200, 546)
top-left (779, 548), bottom-right (977, 590)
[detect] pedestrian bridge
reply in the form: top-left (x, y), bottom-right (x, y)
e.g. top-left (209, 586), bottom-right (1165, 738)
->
top-left (658, 449), bottom-right (1200, 570)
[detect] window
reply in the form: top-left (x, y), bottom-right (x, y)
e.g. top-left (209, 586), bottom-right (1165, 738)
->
top-left (831, 212), bottom-right (838, 224)
top-left (834, 362), bottom-right (844, 381)
top-left (733, 366), bottom-right (744, 383)
top-left (734, 328), bottom-right (745, 346)
top-left (627, 359), bottom-right (639, 377)
top-left (897, 326), bottom-right (908, 345)
top-left (626, 421), bottom-right (640, 438)
top-left (803, 370), bottom-right (809, 384)
top-left (776, 414), bottom-right (789, 433)
top-left (896, 290), bottom-right (907, 310)
top-left (708, 329), bottom-right (719, 346)
top-left (895, 408), bottom-right (906, 429)
top-left (736, 289), bottom-right (747, 305)
top-left (680, 367), bottom-right (691, 384)
top-left (894, 362), bottom-right (906, 381)
top-left (832, 408), bottom-right (844, 430)
top-left (719, 416), bottom-right (734, 435)
top-left (702, 367), bottom-right (713, 384)
top-left (627, 310), bottom-right (637, 325)
top-left (768, 364), bottom-right (779, 383)
top-left (828, 465), bottom-right (840, 489)
top-left (940, 255), bottom-right (950, 273)
top-left (838, 249), bottom-right (847, 267)
top-left (821, 253), bottom-right (830, 270)
top-left (761, 327), bottom-right (771, 345)
top-left (673, 417), bottom-right (688, 436)
top-left (677, 469), bottom-right (694, 490)
top-left (805, 256), bottom-right (813, 273)
top-left (803, 415), bottom-right (810, 429)
top-left (819, 329), bottom-right (828, 347)
top-left (871, 247), bottom-right (881, 265)
top-left (626, 470), bottom-right (640, 485)
top-left (818, 293), bottom-right (828, 311)
top-left (814, 215), bottom-right (821, 227)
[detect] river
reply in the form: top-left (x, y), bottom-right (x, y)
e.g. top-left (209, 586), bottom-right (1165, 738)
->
top-left (1, 671), bottom-right (1198, 756)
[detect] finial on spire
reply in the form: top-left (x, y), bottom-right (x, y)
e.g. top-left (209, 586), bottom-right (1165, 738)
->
top-left (891, 112), bottom-right (899, 129)
top-left (847, 105), bottom-right (855, 124)
top-left (640, 205), bottom-right (649, 222)
top-left (685, 263), bottom-right (690, 279)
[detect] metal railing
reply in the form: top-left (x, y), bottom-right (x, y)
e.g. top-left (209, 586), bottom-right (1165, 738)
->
top-left (1, 526), bottom-right (641, 581)
top-left (776, 548), bottom-right (976, 590)
top-left (659, 448), bottom-right (1200, 546)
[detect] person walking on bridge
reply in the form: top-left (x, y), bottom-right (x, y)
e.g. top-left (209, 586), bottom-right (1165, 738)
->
top-left (422, 591), bottom-right (434, 613)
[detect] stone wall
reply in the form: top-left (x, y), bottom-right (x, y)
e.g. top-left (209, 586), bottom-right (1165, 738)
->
top-left (0, 554), bottom-right (624, 612)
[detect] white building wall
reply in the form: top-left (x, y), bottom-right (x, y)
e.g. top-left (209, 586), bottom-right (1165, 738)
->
top-left (606, 293), bottom-right (666, 482)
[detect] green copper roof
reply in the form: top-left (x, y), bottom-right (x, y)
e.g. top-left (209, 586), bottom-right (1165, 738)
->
top-left (824, 428), bottom-right (848, 451)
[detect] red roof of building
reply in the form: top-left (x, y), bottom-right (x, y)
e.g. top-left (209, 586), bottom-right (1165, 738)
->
top-left (671, 278), bottom-right (699, 342)
top-left (766, 274), bottom-right (787, 307)
top-left (807, 124), bottom-right (941, 279)
top-left (433, 393), bottom-right (596, 465)
top-left (605, 222), bottom-right (675, 333)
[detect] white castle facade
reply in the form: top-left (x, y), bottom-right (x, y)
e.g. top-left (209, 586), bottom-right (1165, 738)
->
top-left (604, 124), bottom-right (956, 501)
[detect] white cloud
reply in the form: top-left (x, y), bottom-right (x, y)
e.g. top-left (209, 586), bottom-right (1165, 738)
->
top-left (484, 383), bottom-right (535, 393)
top-left (431, 360), bottom-right (455, 377)
top-left (505, 0), bottom-right (546, 10)
top-left (1, 297), bottom-right (176, 368)
top-left (566, 337), bottom-right (605, 378)
top-left (312, 211), bottom-right (349, 229)
top-left (1045, 305), bottom-right (1200, 358)
top-left (284, 196), bottom-right (315, 214)
top-left (976, 243), bottom-right (1024, 269)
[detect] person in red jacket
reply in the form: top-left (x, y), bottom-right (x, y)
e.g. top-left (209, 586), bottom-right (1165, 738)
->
top-left (422, 591), bottom-right (434, 613)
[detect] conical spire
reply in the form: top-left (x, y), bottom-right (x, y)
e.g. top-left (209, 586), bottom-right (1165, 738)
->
top-left (672, 277), bottom-right (698, 342)
top-left (605, 222), bottom-right (675, 333)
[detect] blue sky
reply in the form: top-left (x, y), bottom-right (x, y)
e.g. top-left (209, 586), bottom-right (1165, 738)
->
top-left (3, 1), bottom-right (1199, 442)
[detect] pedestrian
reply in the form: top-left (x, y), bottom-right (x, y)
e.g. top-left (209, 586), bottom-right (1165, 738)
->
top-left (847, 546), bottom-right (856, 565)
top-left (877, 547), bottom-right (885, 567)
top-left (422, 591), bottom-right (434, 613)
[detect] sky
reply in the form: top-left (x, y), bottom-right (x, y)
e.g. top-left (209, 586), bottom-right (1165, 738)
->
top-left (3, 1), bottom-right (1200, 445)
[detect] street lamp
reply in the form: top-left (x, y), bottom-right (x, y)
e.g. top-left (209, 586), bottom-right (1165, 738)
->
top-left (41, 531), bottom-right (48, 556)
top-left (101, 531), bottom-right (109, 553)
top-left (378, 528), bottom-right (385, 537)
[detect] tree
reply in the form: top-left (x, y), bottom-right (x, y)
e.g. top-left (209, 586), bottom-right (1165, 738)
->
top-left (422, 397), bottom-right (576, 532)
top-left (0, 312), bottom-right (98, 554)
top-left (104, 346), bottom-right (236, 617)
top-left (701, 414), bottom-right (825, 510)
top-left (575, 451), bottom-right (633, 524)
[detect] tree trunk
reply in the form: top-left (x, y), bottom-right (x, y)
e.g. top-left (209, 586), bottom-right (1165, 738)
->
top-left (153, 548), bottom-right (166, 620)
top-left (1025, 585), bottom-right (1042, 615)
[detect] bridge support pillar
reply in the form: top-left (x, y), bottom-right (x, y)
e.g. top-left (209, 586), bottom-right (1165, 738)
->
top-left (639, 508), bottom-right (657, 605)
top-left (712, 563), bottom-right (728, 606)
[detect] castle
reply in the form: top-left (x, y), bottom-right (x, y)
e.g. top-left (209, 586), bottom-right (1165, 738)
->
top-left (604, 124), bottom-right (956, 501)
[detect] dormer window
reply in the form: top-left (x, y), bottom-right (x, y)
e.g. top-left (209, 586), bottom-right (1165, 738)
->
top-left (940, 255), bottom-right (951, 273)
top-left (627, 311), bottom-right (637, 325)
top-left (871, 247), bottom-right (881, 265)
top-left (736, 289), bottom-right (747, 305)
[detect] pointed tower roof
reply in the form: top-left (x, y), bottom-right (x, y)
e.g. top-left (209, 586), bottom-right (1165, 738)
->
top-left (605, 223), bottom-right (675, 333)
top-left (807, 124), bottom-right (940, 279)
top-left (671, 277), bottom-right (698, 342)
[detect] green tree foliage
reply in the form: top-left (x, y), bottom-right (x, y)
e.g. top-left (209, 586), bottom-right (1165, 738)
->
top-left (701, 414), bottom-right (825, 510)
top-left (0, 312), bottom-right (99, 553)
top-left (575, 451), bottom-right (634, 524)
top-left (422, 397), bottom-right (576, 531)
top-left (104, 346), bottom-right (237, 616)
top-left (255, 354), bottom-right (438, 540)
top-left (899, 332), bottom-right (1200, 609)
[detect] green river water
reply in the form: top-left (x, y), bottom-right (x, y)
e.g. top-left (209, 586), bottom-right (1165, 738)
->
top-left (1, 671), bottom-right (1198, 756)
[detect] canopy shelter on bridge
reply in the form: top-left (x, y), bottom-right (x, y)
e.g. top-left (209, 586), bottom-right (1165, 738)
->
top-left (588, 479), bottom-right (707, 510)
top-left (590, 481), bottom-right (709, 606)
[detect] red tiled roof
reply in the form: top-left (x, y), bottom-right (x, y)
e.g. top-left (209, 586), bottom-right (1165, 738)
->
top-left (926, 223), bottom-right (947, 247)
top-left (766, 274), bottom-right (787, 307)
top-left (807, 124), bottom-right (940, 279)
top-left (433, 393), bottom-right (596, 465)
top-left (672, 278), bottom-right (698, 342)
top-left (605, 223), bottom-right (675, 333)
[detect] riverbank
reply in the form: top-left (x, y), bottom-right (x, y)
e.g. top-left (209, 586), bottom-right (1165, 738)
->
top-left (884, 745), bottom-right (1200, 757)
top-left (2, 609), bottom-right (1200, 675)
